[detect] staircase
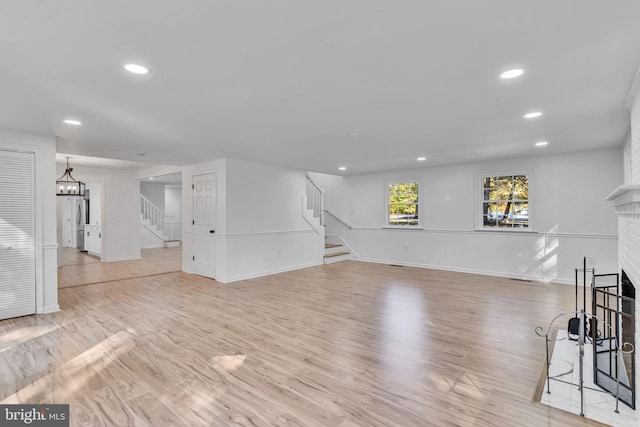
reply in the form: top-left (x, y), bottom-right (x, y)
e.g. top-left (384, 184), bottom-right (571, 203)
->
top-left (140, 195), bottom-right (180, 247)
top-left (304, 175), bottom-right (351, 264)
top-left (324, 241), bottom-right (350, 264)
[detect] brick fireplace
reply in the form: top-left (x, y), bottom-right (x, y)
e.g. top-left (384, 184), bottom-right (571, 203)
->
top-left (606, 64), bottom-right (640, 416)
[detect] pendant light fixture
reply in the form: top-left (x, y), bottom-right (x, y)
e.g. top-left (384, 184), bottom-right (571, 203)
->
top-left (56, 157), bottom-right (86, 196)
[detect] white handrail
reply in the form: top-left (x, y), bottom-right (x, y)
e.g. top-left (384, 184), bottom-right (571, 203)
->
top-left (305, 175), bottom-right (324, 226)
top-left (140, 194), bottom-right (166, 238)
top-left (324, 208), bottom-right (352, 229)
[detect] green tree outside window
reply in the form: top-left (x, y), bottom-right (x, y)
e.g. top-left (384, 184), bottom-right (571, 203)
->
top-left (388, 182), bottom-right (419, 226)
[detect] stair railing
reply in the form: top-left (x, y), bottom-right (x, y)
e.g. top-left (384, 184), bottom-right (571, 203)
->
top-left (324, 208), bottom-right (352, 230)
top-left (140, 194), bottom-right (166, 238)
top-left (305, 175), bottom-right (324, 226)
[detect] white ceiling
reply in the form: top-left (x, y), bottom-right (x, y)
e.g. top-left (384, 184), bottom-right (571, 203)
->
top-left (3, 1), bottom-right (640, 175)
top-left (56, 153), bottom-right (181, 185)
top-left (144, 172), bottom-right (182, 186)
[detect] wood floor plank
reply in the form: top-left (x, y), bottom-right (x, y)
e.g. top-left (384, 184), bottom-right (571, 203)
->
top-left (58, 247), bottom-right (182, 288)
top-left (0, 253), bottom-right (609, 426)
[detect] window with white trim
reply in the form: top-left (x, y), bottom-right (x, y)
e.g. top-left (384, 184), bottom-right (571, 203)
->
top-left (387, 181), bottom-right (420, 226)
top-left (481, 173), bottom-right (530, 229)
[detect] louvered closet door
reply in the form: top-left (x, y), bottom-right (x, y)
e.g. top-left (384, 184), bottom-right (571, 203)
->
top-left (0, 150), bottom-right (35, 320)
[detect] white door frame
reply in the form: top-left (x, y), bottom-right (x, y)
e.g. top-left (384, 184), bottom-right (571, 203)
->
top-left (192, 171), bottom-right (216, 279)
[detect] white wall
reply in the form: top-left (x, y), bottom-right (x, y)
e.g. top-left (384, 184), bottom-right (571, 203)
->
top-left (140, 181), bottom-right (165, 211)
top-left (164, 185), bottom-right (182, 241)
top-left (164, 185), bottom-right (182, 240)
top-left (0, 128), bottom-right (58, 314)
top-left (223, 159), bottom-right (323, 282)
top-left (623, 134), bottom-right (632, 185)
top-left (181, 158), bottom-right (324, 282)
top-left (56, 164), bottom-right (140, 262)
top-left (310, 147), bottom-right (621, 284)
top-left (139, 225), bottom-right (164, 249)
top-left (134, 164), bottom-right (182, 182)
top-left (165, 186), bottom-right (182, 219)
top-left (225, 159), bottom-right (313, 234)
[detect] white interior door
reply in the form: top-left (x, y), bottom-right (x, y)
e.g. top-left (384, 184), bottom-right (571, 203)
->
top-left (0, 150), bottom-right (35, 320)
top-left (193, 172), bottom-right (216, 279)
top-left (60, 197), bottom-right (78, 247)
top-left (61, 197), bottom-right (73, 247)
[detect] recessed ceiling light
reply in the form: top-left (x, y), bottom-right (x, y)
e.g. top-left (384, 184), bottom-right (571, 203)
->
top-left (535, 141), bottom-right (549, 147)
top-left (417, 157), bottom-right (426, 161)
top-left (149, 177), bottom-right (154, 180)
top-left (338, 166), bottom-right (347, 171)
top-left (500, 68), bottom-right (524, 79)
top-left (124, 63), bottom-right (150, 75)
top-left (63, 119), bottom-right (82, 125)
top-left (523, 111), bottom-right (543, 119)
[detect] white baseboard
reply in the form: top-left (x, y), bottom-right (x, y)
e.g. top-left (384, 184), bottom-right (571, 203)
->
top-left (354, 257), bottom-right (574, 285)
top-left (140, 244), bottom-right (164, 249)
top-left (221, 261), bottom-right (323, 283)
top-left (102, 255), bottom-right (142, 262)
top-left (41, 304), bottom-right (60, 314)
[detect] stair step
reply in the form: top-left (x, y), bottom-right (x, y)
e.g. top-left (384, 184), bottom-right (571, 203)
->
top-left (325, 243), bottom-right (342, 249)
top-left (324, 251), bottom-right (350, 258)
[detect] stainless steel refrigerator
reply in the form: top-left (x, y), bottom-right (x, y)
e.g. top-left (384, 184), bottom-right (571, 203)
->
top-left (76, 190), bottom-right (90, 252)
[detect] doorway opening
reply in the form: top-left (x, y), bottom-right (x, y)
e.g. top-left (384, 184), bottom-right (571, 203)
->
top-left (58, 182), bottom-right (103, 266)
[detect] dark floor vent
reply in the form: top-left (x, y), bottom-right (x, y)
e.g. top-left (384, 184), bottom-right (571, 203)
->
top-left (510, 278), bottom-right (532, 283)
top-left (389, 264), bottom-right (404, 267)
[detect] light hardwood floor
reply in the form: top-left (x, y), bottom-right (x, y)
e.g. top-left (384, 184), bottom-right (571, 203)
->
top-left (1, 256), bottom-right (607, 426)
top-left (58, 247), bottom-right (182, 289)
